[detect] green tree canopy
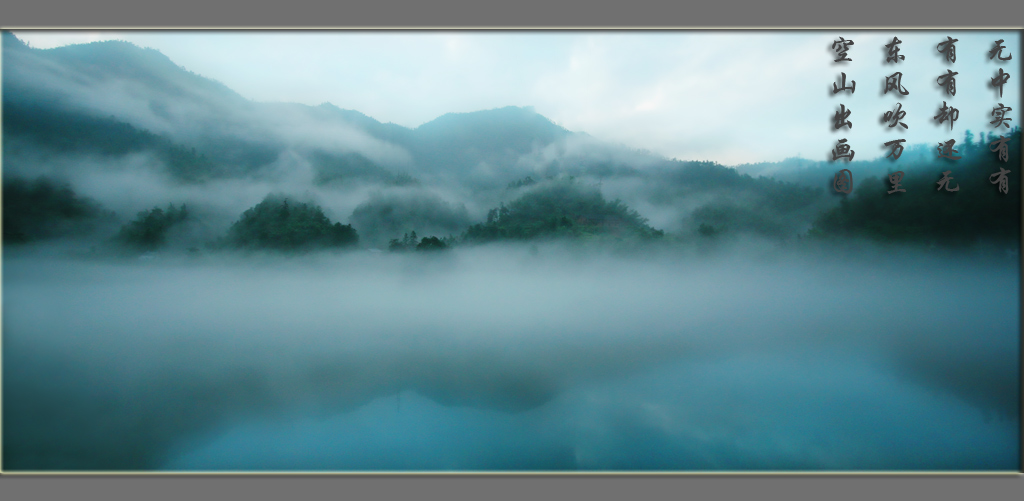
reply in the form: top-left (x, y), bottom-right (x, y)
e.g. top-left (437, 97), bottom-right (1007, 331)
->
top-left (464, 179), bottom-right (664, 242)
top-left (416, 236), bottom-right (448, 251)
top-left (2, 176), bottom-right (110, 244)
top-left (116, 203), bottom-right (191, 251)
top-left (225, 195), bottom-right (358, 251)
top-left (809, 129), bottom-right (1020, 247)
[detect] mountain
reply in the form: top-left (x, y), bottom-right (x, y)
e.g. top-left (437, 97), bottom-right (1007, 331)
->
top-left (410, 106), bottom-right (572, 175)
top-left (1, 32), bottom-right (869, 248)
top-left (2, 32), bottom-right (577, 188)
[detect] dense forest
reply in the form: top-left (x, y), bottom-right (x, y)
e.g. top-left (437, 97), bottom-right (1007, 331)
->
top-left (809, 128), bottom-right (1021, 247)
top-left (223, 196), bottom-right (359, 252)
top-left (116, 204), bottom-right (192, 251)
top-left (2, 176), bottom-right (114, 243)
top-left (464, 179), bottom-right (664, 242)
top-left (4, 129), bottom-right (1018, 255)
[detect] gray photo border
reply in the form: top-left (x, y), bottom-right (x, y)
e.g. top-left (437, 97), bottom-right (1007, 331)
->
top-left (0, 0), bottom-right (1022, 499)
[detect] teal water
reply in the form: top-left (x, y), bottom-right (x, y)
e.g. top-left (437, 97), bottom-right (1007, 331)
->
top-left (163, 351), bottom-right (1018, 471)
top-left (3, 248), bottom-right (1019, 471)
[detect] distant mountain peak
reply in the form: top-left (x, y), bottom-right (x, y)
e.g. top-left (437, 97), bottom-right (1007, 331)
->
top-left (3, 32), bottom-right (246, 106)
top-left (415, 105), bottom-right (569, 140)
top-left (419, 105), bottom-right (553, 127)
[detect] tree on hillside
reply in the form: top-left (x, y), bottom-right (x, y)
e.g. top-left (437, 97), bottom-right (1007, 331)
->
top-left (116, 203), bottom-right (191, 251)
top-left (416, 236), bottom-right (448, 251)
top-left (464, 179), bottom-right (664, 242)
top-left (808, 129), bottom-right (1021, 247)
top-left (2, 176), bottom-right (111, 244)
top-left (225, 195), bottom-right (358, 251)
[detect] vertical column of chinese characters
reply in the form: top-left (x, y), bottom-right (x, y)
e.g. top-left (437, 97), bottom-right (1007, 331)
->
top-left (831, 36), bottom-right (854, 194)
top-left (934, 36), bottom-right (961, 193)
top-left (883, 36), bottom-right (909, 194)
top-left (987, 39), bottom-right (1012, 194)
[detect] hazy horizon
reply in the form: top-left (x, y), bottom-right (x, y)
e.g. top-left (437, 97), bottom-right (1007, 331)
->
top-left (11, 30), bottom-right (1021, 166)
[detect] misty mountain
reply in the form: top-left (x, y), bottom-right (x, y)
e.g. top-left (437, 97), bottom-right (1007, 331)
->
top-left (732, 133), bottom-right (1011, 190)
top-left (2, 32), bottom-right (573, 187)
top-left (0, 32), bottom-right (691, 189)
top-left (7, 31), bottom-right (1015, 252)
top-left (408, 106), bottom-right (572, 180)
top-left (1, 32), bottom-right (276, 170)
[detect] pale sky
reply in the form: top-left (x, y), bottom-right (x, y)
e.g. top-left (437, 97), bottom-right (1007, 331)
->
top-left (10, 30), bottom-right (1022, 166)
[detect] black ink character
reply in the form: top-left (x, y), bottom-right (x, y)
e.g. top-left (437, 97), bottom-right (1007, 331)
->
top-left (883, 103), bottom-right (908, 129)
top-left (834, 104), bottom-right (853, 129)
top-left (990, 104), bottom-right (1013, 129)
top-left (885, 139), bottom-right (906, 160)
top-left (885, 72), bottom-right (909, 95)
top-left (937, 36), bottom-right (958, 63)
top-left (989, 135), bottom-right (1010, 162)
top-left (887, 170), bottom-right (906, 193)
top-left (937, 69), bottom-right (958, 96)
top-left (833, 72), bottom-right (856, 94)
top-left (937, 139), bottom-right (962, 160)
top-left (936, 170), bottom-right (960, 192)
top-left (834, 168), bottom-right (853, 193)
top-left (991, 68), bottom-right (1010, 98)
top-left (934, 101), bottom-right (959, 130)
top-left (989, 167), bottom-right (1010, 194)
top-left (832, 138), bottom-right (855, 162)
top-left (989, 39), bottom-right (1012, 61)
top-left (885, 37), bottom-right (905, 63)
top-left (833, 37), bottom-right (854, 62)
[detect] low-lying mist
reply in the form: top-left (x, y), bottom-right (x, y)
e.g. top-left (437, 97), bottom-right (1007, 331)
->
top-left (3, 243), bottom-right (1019, 470)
